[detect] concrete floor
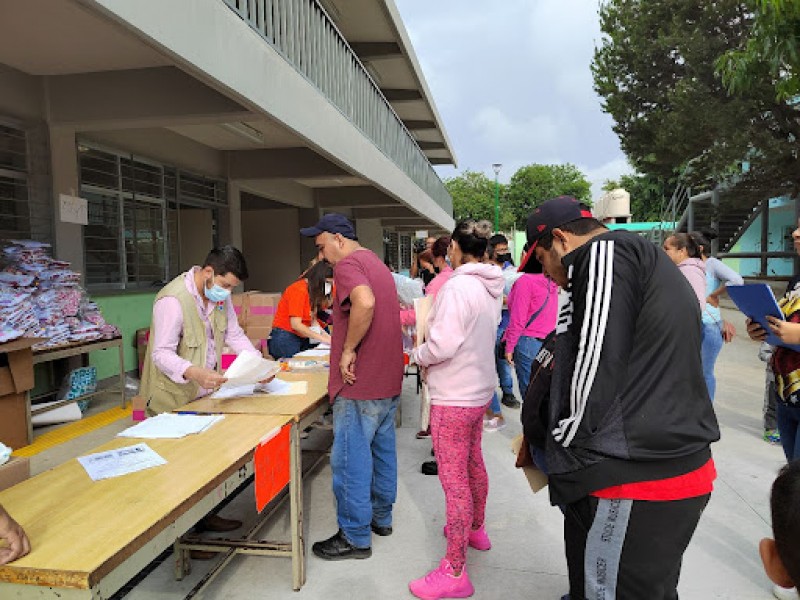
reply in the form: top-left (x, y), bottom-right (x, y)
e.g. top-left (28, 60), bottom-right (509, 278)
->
top-left (30, 306), bottom-right (785, 599)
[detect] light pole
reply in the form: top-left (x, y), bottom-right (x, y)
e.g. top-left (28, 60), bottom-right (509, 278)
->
top-left (492, 163), bottom-right (502, 232)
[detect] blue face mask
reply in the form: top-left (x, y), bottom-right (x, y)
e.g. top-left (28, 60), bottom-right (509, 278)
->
top-left (204, 279), bottom-right (230, 303)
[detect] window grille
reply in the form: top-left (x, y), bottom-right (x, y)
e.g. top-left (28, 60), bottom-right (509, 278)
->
top-left (79, 143), bottom-right (226, 290)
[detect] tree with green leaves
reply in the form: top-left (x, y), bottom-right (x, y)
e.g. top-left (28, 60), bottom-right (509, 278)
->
top-left (602, 173), bottom-right (672, 222)
top-left (592, 0), bottom-right (800, 201)
top-left (506, 164), bottom-right (591, 229)
top-left (444, 170), bottom-right (513, 231)
top-left (717, 0), bottom-right (800, 101)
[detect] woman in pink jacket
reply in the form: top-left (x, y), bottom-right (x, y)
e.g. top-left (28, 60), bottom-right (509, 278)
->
top-left (663, 233), bottom-right (707, 310)
top-left (409, 219), bottom-right (505, 600)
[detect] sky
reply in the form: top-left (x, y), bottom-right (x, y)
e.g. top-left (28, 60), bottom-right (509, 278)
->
top-left (394, 0), bottom-right (632, 201)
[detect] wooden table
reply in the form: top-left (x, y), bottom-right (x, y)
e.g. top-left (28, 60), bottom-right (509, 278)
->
top-left (176, 370), bottom-right (331, 596)
top-left (183, 371), bottom-right (330, 429)
top-left (0, 413), bottom-right (293, 599)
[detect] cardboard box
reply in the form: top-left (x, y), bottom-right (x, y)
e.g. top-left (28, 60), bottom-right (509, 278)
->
top-left (0, 338), bottom-right (41, 449)
top-left (243, 292), bottom-right (280, 328)
top-left (245, 325), bottom-right (272, 358)
top-left (0, 456), bottom-right (30, 492)
top-left (231, 294), bottom-right (247, 327)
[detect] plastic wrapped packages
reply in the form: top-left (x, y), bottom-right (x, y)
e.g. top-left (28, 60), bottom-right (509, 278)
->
top-left (391, 273), bottom-right (424, 308)
top-left (0, 240), bottom-right (121, 347)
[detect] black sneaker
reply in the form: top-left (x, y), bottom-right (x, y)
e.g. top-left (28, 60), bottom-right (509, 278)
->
top-left (421, 460), bottom-right (438, 476)
top-left (312, 530), bottom-right (371, 561)
top-left (371, 522), bottom-right (393, 536)
top-left (501, 393), bottom-right (521, 409)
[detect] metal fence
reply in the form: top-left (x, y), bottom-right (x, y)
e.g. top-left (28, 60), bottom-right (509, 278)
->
top-left (222, 0), bottom-right (452, 215)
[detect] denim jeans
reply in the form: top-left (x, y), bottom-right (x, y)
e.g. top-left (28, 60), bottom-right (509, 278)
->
top-left (776, 401), bottom-right (800, 461)
top-left (267, 327), bottom-right (311, 359)
top-left (700, 321), bottom-right (724, 401)
top-left (496, 311), bottom-right (513, 394)
top-left (331, 395), bottom-right (399, 547)
top-left (514, 336), bottom-right (543, 400)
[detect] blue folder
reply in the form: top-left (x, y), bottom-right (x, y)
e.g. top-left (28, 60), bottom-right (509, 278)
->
top-left (726, 284), bottom-right (800, 351)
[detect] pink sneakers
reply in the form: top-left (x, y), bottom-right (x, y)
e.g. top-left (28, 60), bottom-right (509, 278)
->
top-left (409, 559), bottom-right (474, 600)
top-left (442, 523), bottom-right (492, 551)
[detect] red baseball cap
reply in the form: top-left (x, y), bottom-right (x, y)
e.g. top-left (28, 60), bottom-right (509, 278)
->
top-left (518, 196), bottom-right (594, 272)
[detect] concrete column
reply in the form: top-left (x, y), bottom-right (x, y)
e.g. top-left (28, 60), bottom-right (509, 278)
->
top-left (222, 180), bottom-right (243, 249)
top-left (49, 127), bottom-right (84, 275)
top-left (355, 218), bottom-right (384, 260)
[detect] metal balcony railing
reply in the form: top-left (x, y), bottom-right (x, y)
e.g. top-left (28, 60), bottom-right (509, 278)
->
top-left (222, 0), bottom-right (453, 215)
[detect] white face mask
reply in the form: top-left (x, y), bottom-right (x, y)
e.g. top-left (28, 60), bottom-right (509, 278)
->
top-left (324, 282), bottom-right (332, 296)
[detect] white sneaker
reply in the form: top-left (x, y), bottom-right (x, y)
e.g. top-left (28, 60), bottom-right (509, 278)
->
top-left (483, 417), bottom-right (507, 432)
top-left (773, 584), bottom-right (798, 599)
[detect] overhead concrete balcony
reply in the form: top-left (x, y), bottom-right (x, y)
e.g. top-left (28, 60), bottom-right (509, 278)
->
top-left (221, 0), bottom-right (452, 217)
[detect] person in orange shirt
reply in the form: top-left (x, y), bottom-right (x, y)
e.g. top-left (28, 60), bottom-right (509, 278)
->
top-left (268, 261), bottom-right (333, 358)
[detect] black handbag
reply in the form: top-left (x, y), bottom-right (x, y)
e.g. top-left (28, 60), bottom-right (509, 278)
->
top-left (497, 285), bottom-right (552, 360)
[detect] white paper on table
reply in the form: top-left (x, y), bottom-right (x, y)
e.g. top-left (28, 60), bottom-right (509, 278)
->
top-left (211, 384), bottom-right (256, 399)
top-left (294, 348), bottom-right (329, 357)
top-left (117, 414), bottom-right (225, 439)
top-left (315, 343), bottom-right (331, 350)
top-left (261, 379), bottom-right (308, 396)
top-left (78, 443), bottom-right (167, 481)
top-left (220, 352), bottom-right (280, 388)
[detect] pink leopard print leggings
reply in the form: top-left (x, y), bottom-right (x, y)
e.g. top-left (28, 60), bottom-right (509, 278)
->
top-left (430, 403), bottom-right (489, 570)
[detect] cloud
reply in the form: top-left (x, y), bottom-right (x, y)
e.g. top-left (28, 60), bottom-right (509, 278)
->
top-left (581, 157), bottom-right (634, 201)
top-left (396, 0), bottom-right (634, 212)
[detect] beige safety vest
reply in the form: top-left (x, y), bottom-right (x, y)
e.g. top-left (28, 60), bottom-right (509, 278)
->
top-left (140, 272), bottom-right (227, 415)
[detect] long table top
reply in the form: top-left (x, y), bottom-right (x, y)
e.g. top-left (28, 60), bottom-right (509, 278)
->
top-left (0, 413), bottom-right (292, 589)
top-left (181, 371), bottom-right (330, 421)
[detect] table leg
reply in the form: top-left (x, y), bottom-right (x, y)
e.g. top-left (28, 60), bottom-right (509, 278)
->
top-left (173, 538), bottom-right (191, 580)
top-left (290, 421), bottom-right (305, 591)
top-left (118, 339), bottom-right (127, 409)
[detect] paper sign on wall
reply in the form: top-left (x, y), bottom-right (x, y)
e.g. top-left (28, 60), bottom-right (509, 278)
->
top-left (59, 193), bottom-right (88, 225)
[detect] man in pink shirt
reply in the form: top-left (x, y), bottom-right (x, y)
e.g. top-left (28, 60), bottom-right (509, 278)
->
top-left (139, 245), bottom-right (260, 537)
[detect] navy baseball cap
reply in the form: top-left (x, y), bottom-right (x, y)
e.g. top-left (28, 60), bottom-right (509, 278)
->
top-left (518, 196), bottom-right (594, 272)
top-left (300, 213), bottom-right (357, 240)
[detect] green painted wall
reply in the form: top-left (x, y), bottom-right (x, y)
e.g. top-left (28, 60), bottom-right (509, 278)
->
top-left (90, 292), bottom-right (156, 380)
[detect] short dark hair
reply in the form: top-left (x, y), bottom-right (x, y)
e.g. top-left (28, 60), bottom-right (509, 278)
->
top-left (203, 245), bottom-right (249, 280)
top-left (488, 234), bottom-right (509, 258)
top-left (666, 233), bottom-right (702, 259)
top-left (536, 216), bottom-right (606, 251)
top-left (771, 461), bottom-right (800, 587)
top-left (452, 219), bottom-right (492, 259)
top-left (431, 236), bottom-right (451, 259)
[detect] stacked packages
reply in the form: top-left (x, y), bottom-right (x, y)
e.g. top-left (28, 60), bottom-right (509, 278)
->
top-left (0, 240), bottom-right (121, 348)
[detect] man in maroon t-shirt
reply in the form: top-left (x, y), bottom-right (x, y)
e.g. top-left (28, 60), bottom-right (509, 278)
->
top-left (300, 213), bottom-right (403, 560)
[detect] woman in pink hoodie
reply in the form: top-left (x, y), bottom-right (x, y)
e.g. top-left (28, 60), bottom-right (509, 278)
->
top-left (663, 233), bottom-right (707, 310)
top-left (409, 219), bottom-right (505, 600)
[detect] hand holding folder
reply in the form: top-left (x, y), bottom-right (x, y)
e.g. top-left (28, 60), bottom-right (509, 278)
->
top-left (727, 284), bottom-right (800, 351)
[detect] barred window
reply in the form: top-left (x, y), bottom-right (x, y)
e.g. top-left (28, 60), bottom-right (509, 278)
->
top-left (79, 144), bottom-right (225, 290)
top-left (0, 122), bottom-right (51, 243)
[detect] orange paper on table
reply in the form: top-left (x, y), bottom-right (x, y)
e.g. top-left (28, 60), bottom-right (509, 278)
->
top-left (254, 423), bottom-right (291, 512)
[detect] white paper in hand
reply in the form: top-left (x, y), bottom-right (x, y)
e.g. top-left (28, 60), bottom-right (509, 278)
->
top-left (221, 352), bottom-right (280, 388)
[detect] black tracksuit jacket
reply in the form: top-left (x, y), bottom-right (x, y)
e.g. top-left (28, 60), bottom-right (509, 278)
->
top-left (530, 230), bottom-right (720, 506)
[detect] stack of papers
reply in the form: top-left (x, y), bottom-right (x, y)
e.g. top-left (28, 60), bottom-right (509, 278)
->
top-left (117, 414), bottom-right (225, 439)
top-left (78, 443), bottom-right (166, 481)
top-left (220, 352), bottom-right (281, 388)
top-left (294, 348), bottom-right (330, 358)
top-left (211, 379), bottom-right (309, 398)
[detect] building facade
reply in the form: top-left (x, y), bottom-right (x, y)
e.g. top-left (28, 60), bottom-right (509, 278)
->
top-left (0, 0), bottom-right (456, 376)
